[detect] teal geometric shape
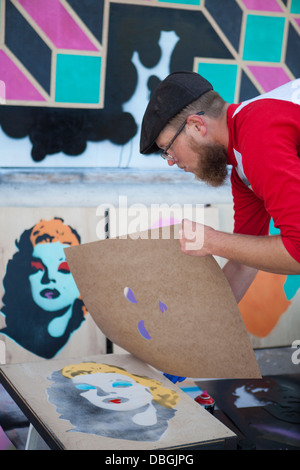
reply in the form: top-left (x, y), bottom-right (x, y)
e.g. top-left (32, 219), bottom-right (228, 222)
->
top-left (158, 0), bottom-right (200, 4)
top-left (269, 218), bottom-right (280, 235)
top-left (197, 62), bottom-right (238, 102)
top-left (55, 54), bottom-right (101, 104)
top-left (284, 275), bottom-right (300, 300)
top-left (291, 0), bottom-right (300, 13)
top-left (269, 219), bottom-right (300, 301)
top-left (243, 15), bottom-right (285, 62)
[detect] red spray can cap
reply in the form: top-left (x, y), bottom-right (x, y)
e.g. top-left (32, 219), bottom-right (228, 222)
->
top-left (195, 391), bottom-right (215, 406)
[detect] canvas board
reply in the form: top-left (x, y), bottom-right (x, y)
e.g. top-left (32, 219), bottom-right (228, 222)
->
top-left (65, 226), bottom-right (261, 379)
top-left (0, 353), bottom-right (236, 450)
top-left (107, 205), bottom-right (220, 354)
top-left (0, 207), bottom-right (107, 363)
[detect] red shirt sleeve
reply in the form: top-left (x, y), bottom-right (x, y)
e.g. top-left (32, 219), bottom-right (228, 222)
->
top-left (231, 99), bottom-right (300, 263)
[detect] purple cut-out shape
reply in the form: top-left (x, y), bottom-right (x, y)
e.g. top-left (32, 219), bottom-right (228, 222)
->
top-left (159, 301), bottom-right (168, 313)
top-left (124, 287), bottom-right (138, 304)
top-left (137, 320), bottom-right (151, 340)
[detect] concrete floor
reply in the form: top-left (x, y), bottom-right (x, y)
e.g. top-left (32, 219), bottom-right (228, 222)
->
top-left (254, 346), bottom-right (299, 375)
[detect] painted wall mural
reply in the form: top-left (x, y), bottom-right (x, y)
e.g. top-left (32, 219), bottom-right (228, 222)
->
top-left (0, 207), bottom-right (107, 363)
top-left (0, 0), bottom-right (299, 167)
top-left (0, 217), bottom-right (93, 359)
top-left (47, 361), bottom-right (179, 441)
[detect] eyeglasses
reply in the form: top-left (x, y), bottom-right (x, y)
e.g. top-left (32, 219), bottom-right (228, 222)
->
top-left (161, 111), bottom-right (205, 161)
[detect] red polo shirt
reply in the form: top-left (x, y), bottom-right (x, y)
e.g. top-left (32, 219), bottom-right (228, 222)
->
top-left (227, 80), bottom-right (300, 263)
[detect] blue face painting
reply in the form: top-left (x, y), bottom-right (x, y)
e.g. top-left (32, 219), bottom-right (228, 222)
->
top-left (29, 242), bottom-right (80, 312)
top-left (75, 379), bottom-right (133, 391)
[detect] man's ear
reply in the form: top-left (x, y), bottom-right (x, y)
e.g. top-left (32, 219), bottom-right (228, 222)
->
top-left (186, 114), bottom-right (207, 137)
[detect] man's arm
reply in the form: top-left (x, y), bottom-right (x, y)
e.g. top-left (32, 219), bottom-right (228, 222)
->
top-left (180, 219), bottom-right (300, 276)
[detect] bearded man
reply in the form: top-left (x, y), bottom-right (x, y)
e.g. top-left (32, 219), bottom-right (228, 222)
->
top-left (140, 71), bottom-right (300, 303)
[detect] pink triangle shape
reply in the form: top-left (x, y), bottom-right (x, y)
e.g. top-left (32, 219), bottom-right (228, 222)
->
top-left (247, 65), bottom-right (291, 92)
top-left (17, 0), bottom-right (99, 51)
top-left (0, 50), bottom-right (45, 101)
top-left (240, 0), bottom-right (283, 12)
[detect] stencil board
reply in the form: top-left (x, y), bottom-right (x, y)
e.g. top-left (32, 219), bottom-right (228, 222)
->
top-left (65, 226), bottom-right (261, 379)
top-left (107, 205), bottom-right (220, 354)
top-left (0, 353), bottom-right (236, 450)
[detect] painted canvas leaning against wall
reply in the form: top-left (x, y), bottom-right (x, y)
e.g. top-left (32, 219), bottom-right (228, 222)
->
top-left (0, 208), bottom-right (107, 363)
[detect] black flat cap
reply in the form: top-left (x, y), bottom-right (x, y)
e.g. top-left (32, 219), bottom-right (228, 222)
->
top-left (140, 71), bottom-right (213, 155)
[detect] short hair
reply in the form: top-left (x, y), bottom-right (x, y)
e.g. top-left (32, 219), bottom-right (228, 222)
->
top-left (30, 217), bottom-right (80, 247)
top-left (169, 90), bottom-right (227, 129)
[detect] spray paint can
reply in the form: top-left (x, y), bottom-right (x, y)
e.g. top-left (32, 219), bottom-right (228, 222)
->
top-left (195, 390), bottom-right (215, 414)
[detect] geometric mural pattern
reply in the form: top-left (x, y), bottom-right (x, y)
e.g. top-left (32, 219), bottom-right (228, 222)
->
top-left (0, 0), bottom-right (299, 162)
top-left (0, 0), bottom-right (300, 107)
top-left (200, 0), bottom-right (300, 102)
top-left (0, 0), bottom-right (103, 107)
top-left (0, 0), bottom-right (299, 108)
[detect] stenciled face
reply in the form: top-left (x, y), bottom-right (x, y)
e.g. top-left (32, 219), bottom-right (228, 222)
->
top-left (29, 242), bottom-right (79, 312)
top-left (72, 372), bottom-right (154, 412)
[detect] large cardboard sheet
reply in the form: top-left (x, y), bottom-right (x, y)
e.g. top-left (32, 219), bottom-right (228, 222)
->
top-left (65, 226), bottom-right (261, 378)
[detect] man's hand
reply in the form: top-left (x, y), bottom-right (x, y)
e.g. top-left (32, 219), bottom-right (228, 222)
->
top-left (180, 219), bottom-right (300, 275)
top-left (179, 219), bottom-right (214, 257)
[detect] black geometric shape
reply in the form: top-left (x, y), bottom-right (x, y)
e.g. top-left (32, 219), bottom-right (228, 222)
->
top-left (205, 0), bottom-right (243, 52)
top-left (0, 3), bottom-right (234, 162)
top-left (0, 106), bottom-right (35, 139)
top-left (107, 3), bottom-right (234, 100)
top-left (67, 0), bottom-right (104, 44)
top-left (285, 21), bottom-right (300, 78)
top-left (147, 75), bottom-right (161, 95)
top-left (5, 0), bottom-right (52, 94)
top-left (239, 70), bottom-right (261, 101)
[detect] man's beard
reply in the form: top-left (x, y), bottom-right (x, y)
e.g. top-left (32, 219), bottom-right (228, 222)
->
top-left (192, 142), bottom-right (228, 187)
